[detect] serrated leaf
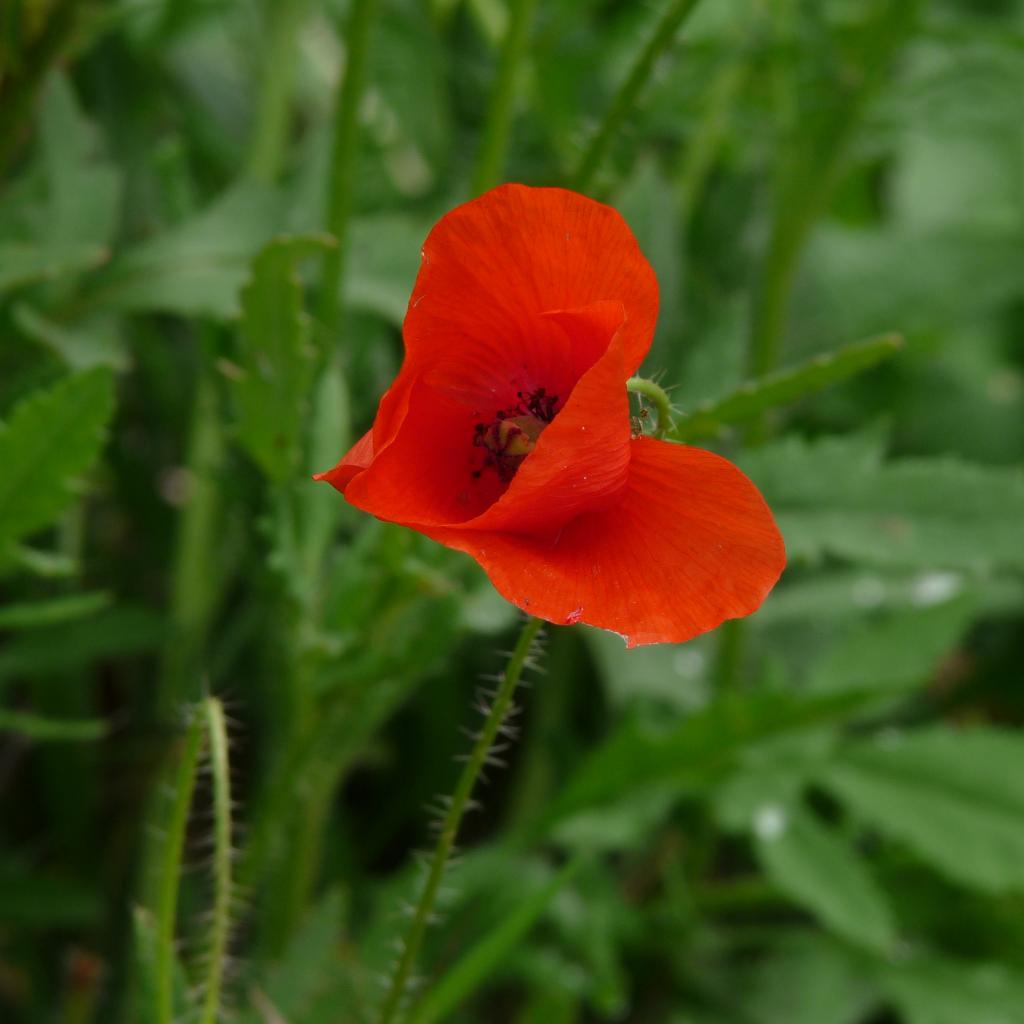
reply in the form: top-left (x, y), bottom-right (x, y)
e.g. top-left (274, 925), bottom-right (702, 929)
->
top-left (823, 727), bottom-right (1024, 892)
top-left (538, 688), bottom-right (877, 833)
top-left (231, 234), bottom-right (333, 482)
top-left (754, 803), bottom-right (896, 953)
top-left (672, 333), bottom-right (903, 441)
top-left (94, 183), bottom-right (288, 318)
top-left (0, 368), bottom-right (115, 561)
top-left (742, 433), bottom-right (1024, 571)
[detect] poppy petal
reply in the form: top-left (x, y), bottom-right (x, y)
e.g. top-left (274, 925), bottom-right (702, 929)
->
top-left (463, 301), bottom-right (631, 535)
top-left (405, 184), bottom-right (659, 376)
top-left (425, 437), bottom-right (786, 646)
top-left (313, 427), bottom-right (374, 491)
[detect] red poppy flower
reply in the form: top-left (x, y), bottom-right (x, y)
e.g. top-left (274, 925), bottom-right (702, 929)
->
top-left (317, 185), bottom-right (784, 646)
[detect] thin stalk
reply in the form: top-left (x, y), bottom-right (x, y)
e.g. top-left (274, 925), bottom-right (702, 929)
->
top-left (0, 0), bottom-right (80, 173)
top-left (157, 365), bottom-right (223, 716)
top-left (378, 617), bottom-right (544, 1024)
top-left (469, 0), bottom-right (539, 196)
top-left (153, 708), bottom-right (205, 1024)
top-left (247, 0), bottom-right (306, 182)
top-left (626, 376), bottom-right (673, 438)
top-left (317, 0), bottom-right (378, 338)
top-left (572, 0), bottom-right (704, 193)
top-left (199, 698), bottom-right (233, 1024)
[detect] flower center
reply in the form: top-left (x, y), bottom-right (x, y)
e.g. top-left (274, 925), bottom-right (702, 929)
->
top-left (472, 387), bottom-right (559, 482)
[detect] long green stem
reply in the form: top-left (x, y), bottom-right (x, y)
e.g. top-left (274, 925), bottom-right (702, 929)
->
top-left (157, 366), bottom-right (223, 716)
top-left (378, 617), bottom-right (544, 1024)
top-left (199, 698), bottom-right (233, 1024)
top-left (573, 0), bottom-right (703, 193)
top-left (469, 0), bottom-right (538, 196)
top-left (153, 708), bottom-right (205, 1024)
top-left (317, 0), bottom-right (378, 337)
top-left (247, 0), bottom-right (306, 182)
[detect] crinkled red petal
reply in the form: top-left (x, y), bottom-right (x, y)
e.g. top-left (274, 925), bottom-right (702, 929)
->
top-left (340, 301), bottom-right (631, 531)
top-left (404, 184), bottom-right (659, 377)
top-left (424, 438), bottom-right (786, 646)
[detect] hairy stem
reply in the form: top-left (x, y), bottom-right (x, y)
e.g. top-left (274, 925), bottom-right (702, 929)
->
top-left (378, 616), bottom-right (544, 1024)
top-left (153, 708), bottom-right (205, 1024)
top-left (470, 0), bottom-right (539, 196)
top-left (199, 698), bottom-right (233, 1024)
top-left (573, 0), bottom-right (703, 193)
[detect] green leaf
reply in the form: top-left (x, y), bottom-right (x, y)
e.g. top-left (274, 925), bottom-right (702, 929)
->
top-left (824, 727), bottom-right (1024, 892)
top-left (408, 858), bottom-right (583, 1024)
top-left (14, 303), bottom-right (126, 371)
top-left (880, 954), bottom-right (1024, 1024)
top-left (807, 593), bottom-right (977, 694)
top-left (0, 708), bottom-right (106, 741)
top-left (0, 862), bottom-right (101, 926)
top-left (0, 590), bottom-right (112, 629)
top-left (754, 803), bottom-right (896, 953)
top-left (231, 234), bottom-right (333, 482)
top-left (671, 333), bottom-right (903, 441)
top-left (538, 688), bottom-right (877, 833)
top-left (0, 241), bottom-right (109, 293)
top-left (742, 433), bottom-right (1024, 571)
top-left (0, 605), bottom-right (164, 683)
top-left (94, 183), bottom-right (288, 318)
top-left (0, 368), bottom-right (115, 562)
top-left (241, 889), bottom-right (345, 1023)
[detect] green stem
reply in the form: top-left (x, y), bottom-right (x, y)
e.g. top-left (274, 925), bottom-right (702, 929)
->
top-left (572, 0), bottom-right (704, 193)
top-left (247, 0), bottom-right (306, 182)
top-left (378, 616), bottom-right (544, 1024)
top-left (626, 377), bottom-right (673, 439)
top-left (469, 0), bottom-right (539, 196)
top-left (153, 708), bottom-right (205, 1024)
top-left (317, 0), bottom-right (378, 338)
top-left (157, 365), bottom-right (223, 716)
top-left (199, 698), bottom-right (233, 1024)
top-left (0, 0), bottom-right (80, 173)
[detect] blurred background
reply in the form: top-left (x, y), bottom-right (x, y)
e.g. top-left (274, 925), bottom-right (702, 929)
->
top-left (2, 0), bottom-right (1024, 1021)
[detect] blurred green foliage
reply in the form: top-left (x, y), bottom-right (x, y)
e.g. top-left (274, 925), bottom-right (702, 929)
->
top-left (1, 0), bottom-right (1024, 1021)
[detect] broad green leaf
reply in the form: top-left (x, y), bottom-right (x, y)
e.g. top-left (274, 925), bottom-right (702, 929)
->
top-left (537, 688), bottom-right (878, 833)
top-left (0, 72), bottom-right (120, 295)
top-left (671, 334), bottom-right (903, 441)
top-left (231, 234), bottom-right (333, 482)
top-left (807, 593), bottom-right (977, 694)
top-left (0, 368), bottom-right (115, 562)
top-left (824, 727), bottom-right (1024, 892)
top-left (743, 936), bottom-right (878, 1024)
top-left (742, 433), bottom-right (1024, 571)
top-left (754, 803), bottom-right (896, 953)
top-left (240, 890), bottom-right (345, 1023)
top-left (0, 708), bottom-right (106, 741)
top-left (0, 591), bottom-right (112, 629)
top-left (408, 858), bottom-right (583, 1024)
top-left (880, 955), bottom-right (1024, 1024)
top-left (14, 303), bottom-right (126, 371)
top-left (345, 214), bottom-right (432, 325)
top-left (93, 183), bottom-right (288, 318)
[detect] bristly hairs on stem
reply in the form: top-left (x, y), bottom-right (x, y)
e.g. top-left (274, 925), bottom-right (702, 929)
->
top-left (376, 616), bottom-right (545, 1024)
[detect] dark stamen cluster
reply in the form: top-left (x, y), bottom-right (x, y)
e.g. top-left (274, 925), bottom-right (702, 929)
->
top-left (471, 387), bottom-right (560, 482)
